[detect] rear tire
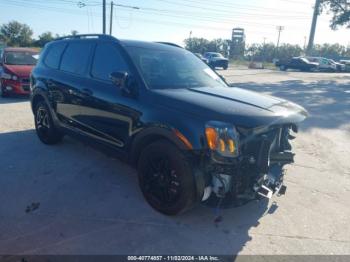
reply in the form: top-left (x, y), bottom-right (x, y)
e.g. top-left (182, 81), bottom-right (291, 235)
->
top-left (279, 65), bottom-right (287, 71)
top-left (34, 101), bottom-right (64, 145)
top-left (137, 140), bottom-right (197, 215)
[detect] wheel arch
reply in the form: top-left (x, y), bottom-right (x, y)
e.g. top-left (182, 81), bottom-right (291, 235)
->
top-left (31, 93), bottom-right (45, 113)
top-left (128, 126), bottom-right (192, 166)
top-left (131, 127), bottom-right (206, 204)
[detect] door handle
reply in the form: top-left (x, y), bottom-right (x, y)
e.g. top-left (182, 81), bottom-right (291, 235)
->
top-left (81, 88), bottom-right (93, 96)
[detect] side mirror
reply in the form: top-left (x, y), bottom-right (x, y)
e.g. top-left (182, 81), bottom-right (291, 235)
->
top-left (110, 71), bottom-right (128, 88)
top-left (110, 71), bottom-right (137, 97)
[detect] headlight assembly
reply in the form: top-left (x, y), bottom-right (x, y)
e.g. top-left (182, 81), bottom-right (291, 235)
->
top-left (205, 121), bottom-right (240, 157)
top-left (2, 73), bottom-right (18, 81)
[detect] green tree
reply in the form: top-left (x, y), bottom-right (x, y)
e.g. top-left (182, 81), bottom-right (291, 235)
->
top-left (310, 43), bottom-right (347, 59)
top-left (321, 0), bottom-right (350, 29)
top-left (0, 21), bottom-right (33, 46)
top-left (71, 30), bottom-right (79, 36)
top-left (35, 31), bottom-right (54, 47)
top-left (184, 37), bottom-right (230, 56)
top-left (246, 43), bottom-right (303, 62)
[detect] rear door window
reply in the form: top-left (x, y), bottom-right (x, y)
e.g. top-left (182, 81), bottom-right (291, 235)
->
top-left (60, 42), bottom-right (94, 76)
top-left (91, 43), bottom-right (129, 81)
top-left (44, 42), bottom-right (67, 69)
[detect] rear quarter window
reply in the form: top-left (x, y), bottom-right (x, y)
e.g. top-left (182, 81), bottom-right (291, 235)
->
top-left (44, 42), bottom-right (67, 69)
top-left (60, 42), bottom-right (94, 76)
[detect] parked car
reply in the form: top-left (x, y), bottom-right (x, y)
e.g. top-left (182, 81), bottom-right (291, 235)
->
top-left (328, 59), bottom-right (345, 72)
top-left (339, 60), bottom-right (350, 72)
top-left (276, 57), bottom-right (318, 72)
top-left (31, 35), bottom-right (307, 215)
top-left (307, 57), bottom-right (337, 72)
top-left (194, 53), bottom-right (209, 64)
top-left (203, 52), bottom-right (229, 70)
top-left (0, 47), bottom-right (39, 97)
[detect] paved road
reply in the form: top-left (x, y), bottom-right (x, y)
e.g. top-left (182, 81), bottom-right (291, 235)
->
top-left (0, 69), bottom-right (349, 255)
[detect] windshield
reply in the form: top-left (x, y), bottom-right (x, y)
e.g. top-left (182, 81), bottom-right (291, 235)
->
top-left (211, 53), bottom-right (223, 58)
top-left (4, 51), bottom-right (39, 65)
top-left (126, 46), bottom-right (227, 90)
top-left (300, 58), bottom-right (309, 63)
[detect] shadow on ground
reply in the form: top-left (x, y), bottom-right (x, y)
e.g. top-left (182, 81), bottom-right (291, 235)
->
top-left (231, 79), bottom-right (350, 130)
top-left (0, 130), bottom-right (271, 255)
top-left (0, 96), bottom-right (29, 105)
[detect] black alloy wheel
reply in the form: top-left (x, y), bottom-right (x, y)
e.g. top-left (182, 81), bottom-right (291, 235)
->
top-left (34, 101), bottom-right (64, 144)
top-left (138, 140), bottom-right (197, 215)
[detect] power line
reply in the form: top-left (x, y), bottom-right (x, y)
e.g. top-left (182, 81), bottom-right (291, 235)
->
top-left (0, 0), bottom-right (314, 41)
top-left (3, 0), bottom-right (311, 29)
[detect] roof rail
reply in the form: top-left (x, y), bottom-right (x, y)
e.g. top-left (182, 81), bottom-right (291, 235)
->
top-left (156, 42), bottom-right (183, 48)
top-left (54, 34), bottom-right (117, 41)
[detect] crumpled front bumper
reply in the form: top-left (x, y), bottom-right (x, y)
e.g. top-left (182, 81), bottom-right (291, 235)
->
top-left (202, 124), bottom-right (295, 204)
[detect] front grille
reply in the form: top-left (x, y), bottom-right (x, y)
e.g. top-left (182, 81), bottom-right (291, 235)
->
top-left (21, 78), bottom-right (30, 84)
top-left (240, 126), bottom-right (283, 173)
top-left (22, 85), bottom-right (30, 91)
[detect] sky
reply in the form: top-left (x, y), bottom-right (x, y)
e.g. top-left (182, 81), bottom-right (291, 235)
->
top-left (0, 0), bottom-right (349, 47)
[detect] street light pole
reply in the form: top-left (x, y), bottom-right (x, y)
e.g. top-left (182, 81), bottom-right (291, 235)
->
top-left (109, 1), bottom-right (114, 35)
top-left (102, 0), bottom-right (106, 34)
top-left (307, 0), bottom-right (321, 54)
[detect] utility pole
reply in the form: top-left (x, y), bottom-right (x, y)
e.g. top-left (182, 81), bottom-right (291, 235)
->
top-left (109, 1), bottom-right (114, 35)
top-left (102, 0), bottom-right (106, 34)
top-left (275, 26), bottom-right (284, 59)
top-left (276, 26), bottom-right (284, 50)
top-left (263, 37), bottom-right (267, 63)
top-left (307, 0), bottom-right (321, 54)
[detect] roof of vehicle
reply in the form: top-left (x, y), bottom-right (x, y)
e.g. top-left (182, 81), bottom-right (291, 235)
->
top-left (4, 47), bottom-right (39, 52)
top-left (51, 34), bottom-right (183, 51)
top-left (120, 39), bottom-right (184, 51)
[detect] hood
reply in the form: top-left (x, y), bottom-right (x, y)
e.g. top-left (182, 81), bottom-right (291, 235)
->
top-left (151, 86), bottom-right (307, 128)
top-left (3, 64), bottom-right (34, 78)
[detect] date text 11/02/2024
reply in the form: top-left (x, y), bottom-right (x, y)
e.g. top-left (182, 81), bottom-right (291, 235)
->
top-left (127, 256), bottom-right (221, 261)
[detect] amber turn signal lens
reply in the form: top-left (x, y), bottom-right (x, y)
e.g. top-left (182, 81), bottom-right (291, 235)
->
top-left (174, 129), bottom-right (193, 150)
top-left (228, 139), bottom-right (235, 153)
top-left (219, 139), bottom-right (225, 152)
top-left (205, 127), bottom-right (218, 150)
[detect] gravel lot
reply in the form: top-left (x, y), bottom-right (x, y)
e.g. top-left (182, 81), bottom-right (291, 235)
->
top-left (0, 68), bottom-right (349, 255)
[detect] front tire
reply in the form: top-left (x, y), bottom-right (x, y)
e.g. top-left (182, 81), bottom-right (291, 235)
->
top-left (0, 82), bottom-right (8, 98)
top-left (34, 101), bottom-right (64, 145)
top-left (137, 140), bottom-right (197, 215)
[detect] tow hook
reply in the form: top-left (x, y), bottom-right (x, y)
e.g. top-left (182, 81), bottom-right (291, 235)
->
top-left (254, 178), bottom-right (287, 199)
top-left (257, 184), bottom-right (273, 199)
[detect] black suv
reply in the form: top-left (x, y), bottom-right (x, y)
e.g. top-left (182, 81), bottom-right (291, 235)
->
top-left (30, 35), bottom-right (307, 215)
top-left (276, 57), bottom-right (318, 72)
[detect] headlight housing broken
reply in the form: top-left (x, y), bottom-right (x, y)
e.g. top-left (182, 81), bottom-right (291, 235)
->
top-left (205, 121), bottom-right (240, 157)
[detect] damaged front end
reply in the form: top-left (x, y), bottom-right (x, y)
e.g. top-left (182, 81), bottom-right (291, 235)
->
top-left (201, 123), bottom-right (298, 206)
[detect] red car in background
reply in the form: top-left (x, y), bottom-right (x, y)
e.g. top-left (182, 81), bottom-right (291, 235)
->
top-left (0, 47), bottom-right (39, 97)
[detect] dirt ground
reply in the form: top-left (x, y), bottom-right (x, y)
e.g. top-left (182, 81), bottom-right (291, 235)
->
top-left (0, 68), bottom-right (349, 255)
